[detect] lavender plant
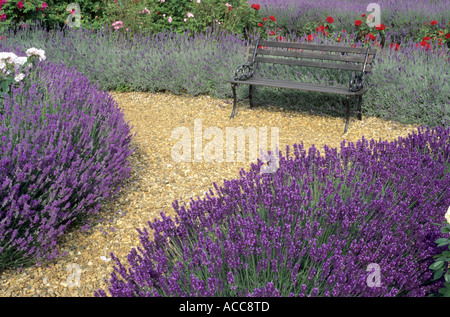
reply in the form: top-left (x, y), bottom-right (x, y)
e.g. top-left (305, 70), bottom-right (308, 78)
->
top-left (0, 51), bottom-right (134, 269)
top-left (96, 125), bottom-right (450, 297)
top-left (3, 20), bottom-right (448, 128)
top-left (247, 0), bottom-right (449, 42)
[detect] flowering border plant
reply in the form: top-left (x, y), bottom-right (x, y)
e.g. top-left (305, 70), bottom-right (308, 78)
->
top-left (0, 47), bottom-right (46, 110)
top-left (0, 0), bottom-right (47, 31)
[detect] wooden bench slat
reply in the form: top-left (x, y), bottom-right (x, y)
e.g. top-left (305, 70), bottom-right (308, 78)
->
top-left (258, 40), bottom-right (378, 55)
top-left (252, 56), bottom-right (372, 72)
top-left (229, 78), bottom-right (368, 95)
top-left (248, 47), bottom-right (375, 64)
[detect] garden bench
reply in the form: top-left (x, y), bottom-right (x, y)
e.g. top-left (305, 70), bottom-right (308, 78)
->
top-left (228, 38), bottom-right (377, 133)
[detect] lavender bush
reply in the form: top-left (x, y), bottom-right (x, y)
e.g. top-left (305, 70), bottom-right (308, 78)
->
top-left (95, 125), bottom-right (450, 297)
top-left (0, 50), bottom-right (134, 269)
top-left (247, 0), bottom-right (449, 42)
top-left (3, 20), bottom-right (448, 128)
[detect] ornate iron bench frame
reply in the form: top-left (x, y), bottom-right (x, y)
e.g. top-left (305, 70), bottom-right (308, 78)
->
top-left (228, 38), bottom-right (377, 134)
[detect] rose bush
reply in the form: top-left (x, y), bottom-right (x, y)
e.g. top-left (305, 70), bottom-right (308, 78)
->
top-left (0, 0), bottom-right (48, 33)
top-left (99, 0), bottom-right (265, 42)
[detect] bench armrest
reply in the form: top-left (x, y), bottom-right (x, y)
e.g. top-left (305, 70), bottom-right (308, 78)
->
top-left (233, 38), bottom-right (261, 81)
top-left (348, 46), bottom-right (371, 92)
top-left (234, 62), bottom-right (255, 81)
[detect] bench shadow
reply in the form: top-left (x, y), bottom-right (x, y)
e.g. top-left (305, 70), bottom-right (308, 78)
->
top-left (239, 86), bottom-right (357, 119)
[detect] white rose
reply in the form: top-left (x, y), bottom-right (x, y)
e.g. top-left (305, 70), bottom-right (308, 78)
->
top-left (26, 48), bottom-right (46, 61)
top-left (0, 52), bottom-right (18, 64)
top-left (14, 73), bottom-right (25, 82)
top-left (37, 49), bottom-right (46, 61)
top-left (25, 47), bottom-right (40, 57)
top-left (14, 56), bottom-right (28, 66)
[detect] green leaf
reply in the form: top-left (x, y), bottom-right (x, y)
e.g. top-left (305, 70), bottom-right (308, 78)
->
top-left (434, 269), bottom-right (444, 280)
top-left (442, 227), bottom-right (450, 234)
top-left (445, 272), bottom-right (450, 283)
top-left (435, 238), bottom-right (448, 244)
top-left (430, 261), bottom-right (445, 270)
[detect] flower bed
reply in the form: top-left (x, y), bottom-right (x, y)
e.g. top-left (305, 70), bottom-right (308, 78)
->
top-left (0, 0), bottom-right (449, 297)
top-left (96, 125), bottom-right (450, 297)
top-left (0, 47), bottom-right (134, 269)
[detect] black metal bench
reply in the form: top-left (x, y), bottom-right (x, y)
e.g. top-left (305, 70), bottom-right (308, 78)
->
top-left (228, 38), bottom-right (377, 133)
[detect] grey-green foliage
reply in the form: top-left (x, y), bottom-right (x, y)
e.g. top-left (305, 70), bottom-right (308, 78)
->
top-left (3, 22), bottom-right (449, 129)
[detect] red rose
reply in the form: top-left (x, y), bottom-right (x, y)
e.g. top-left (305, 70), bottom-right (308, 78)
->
top-left (326, 16), bottom-right (334, 24)
top-left (17, 1), bottom-right (24, 9)
top-left (418, 40), bottom-right (431, 50)
top-left (366, 33), bottom-right (376, 40)
top-left (446, 33), bottom-right (450, 39)
top-left (430, 20), bottom-right (437, 25)
top-left (269, 30), bottom-right (275, 36)
top-left (361, 14), bottom-right (366, 17)
top-left (342, 29), bottom-right (346, 33)
top-left (269, 16), bottom-right (276, 22)
top-left (337, 37), bottom-right (341, 42)
top-left (251, 4), bottom-right (260, 10)
top-left (316, 25), bottom-right (325, 33)
top-left (355, 20), bottom-right (362, 26)
top-left (258, 22), bottom-right (263, 27)
top-left (423, 36), bottom-right (431, 42)
top-left (263, 17), bottom-right (267, 22)
top-left (390, 43), bottom-right (399, 51)
top-left (375, 24), bottom-right (386, 31)
top-left (307, 34), bottom-right (314, 41)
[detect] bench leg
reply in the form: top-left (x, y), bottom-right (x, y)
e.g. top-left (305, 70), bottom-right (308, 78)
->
top-left (249, 85), bottom-right (254, 108)
top-left (357, 95), bottom-right (362, 121)
top-left (230, 83), bottom-right (238, 119)
top-left (343, 96), bottom-right (351, 134)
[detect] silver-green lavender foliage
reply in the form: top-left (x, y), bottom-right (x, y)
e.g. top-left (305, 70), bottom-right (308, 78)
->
top-left (248, 0), bottom-right (449, 41)
top-left (3, 20), bottom-right (448, 128)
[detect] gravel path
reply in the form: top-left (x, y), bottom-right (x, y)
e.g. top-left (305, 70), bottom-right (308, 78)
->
top-left (0, 90), bottom-right (420, 297)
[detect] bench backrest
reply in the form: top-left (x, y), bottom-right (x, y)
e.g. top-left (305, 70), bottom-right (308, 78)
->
top-left (247, 40), bottom-right (377, 73)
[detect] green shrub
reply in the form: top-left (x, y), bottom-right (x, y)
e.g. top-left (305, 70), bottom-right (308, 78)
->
top-left (0, 0), bottom-right (109, 34)
top-left (99, 0), bottom-right (264, 42)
